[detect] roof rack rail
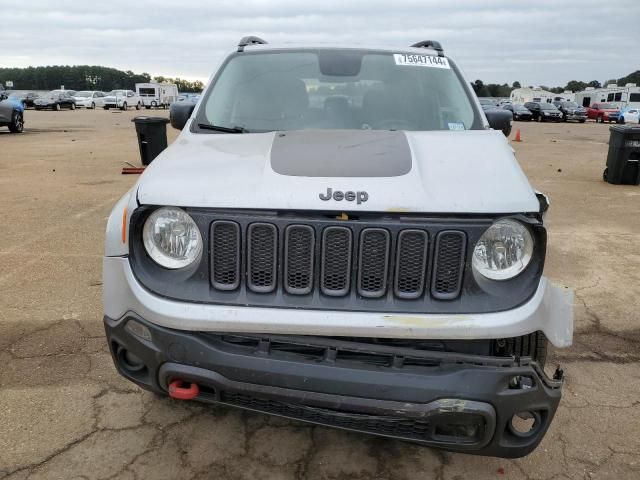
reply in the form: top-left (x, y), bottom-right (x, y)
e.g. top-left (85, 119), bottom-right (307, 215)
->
top-left (238, 36), bottom-right (268, 52)
top-left (410, 40), bottom-right (444, 57)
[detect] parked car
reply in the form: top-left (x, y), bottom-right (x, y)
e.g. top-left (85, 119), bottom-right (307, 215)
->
top-left (23, 92), bottom-right (40, 108)
top-left (0, 90), bottom-right (25, 132)
top-left (73, 91), bottom-right (106, 109)
top-left (103, 36), bottom-right (572, 458)
top-left (620, 107), bottom-right (640, 124)
top-left (502, 103), bottom-right (532, 121)
top-left (34, 91), bottom-right (76, 110)
top-left (586, 102), bottom-right (620, 123)
top-left (524, 102), bottom-right (563, 122)
top-left (103, 90), bottom-right (141, 110)
top-left (553, 101), bottom-right (587, 123)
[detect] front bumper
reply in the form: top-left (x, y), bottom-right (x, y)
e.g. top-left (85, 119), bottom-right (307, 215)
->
top-left (565, 113), bottom-right (586, 121)
top-left (105, 313), bottom-right (563, 457)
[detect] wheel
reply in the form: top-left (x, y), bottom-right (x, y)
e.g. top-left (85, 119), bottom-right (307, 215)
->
top-left (538, 115), bottom-right (544, 122)
top-left (151, 101), bottom-right (157, 108)
top-left (8, 111), bottom-right (23, 133)
top-left (70, 103), bottom-right (76, 110)
top-left (563, 115), bottom-right (567, 122)
top-left (121, 102), bottom-right (127, 111)
top-left (35, 106), bottom-right (41, 111)
top-left (91, 102), bottom-right (95, 109)
top-left (54, 103), bottom-right (61, 111)
top-left (579, 119), bottom-right (586, 123)
top-left (145, 106), bottom-right (151, 110)
top-left (597, 115), bottom-right (603, 123)
top-left (603, 167), bottom-right (608, 182)
top-left (135, 102), bottom-right (141, 110)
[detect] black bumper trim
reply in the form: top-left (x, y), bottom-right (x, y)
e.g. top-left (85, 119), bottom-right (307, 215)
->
top-left (104, 313), bottom-right (563, 458)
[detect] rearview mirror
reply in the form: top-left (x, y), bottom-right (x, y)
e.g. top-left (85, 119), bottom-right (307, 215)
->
top-left (484, 109), bottom-right (513, 137)
top-left (170, 102), bottom-right (196, 130)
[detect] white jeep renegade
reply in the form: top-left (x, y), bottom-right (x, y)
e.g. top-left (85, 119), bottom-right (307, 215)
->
top-left (103, 36), bottom-right (573, 458)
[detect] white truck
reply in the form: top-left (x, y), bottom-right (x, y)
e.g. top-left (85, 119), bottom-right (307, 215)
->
top-left (136, 82), bottom-right (178, 109)
top-left (103, 36), bottom-right (573, 458)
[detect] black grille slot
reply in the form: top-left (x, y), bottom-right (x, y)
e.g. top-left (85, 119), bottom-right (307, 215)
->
top-left (321, 227), bottom-right (353, 296)
top-left (394, 229), bottom-right (428, 299)
top-left (247, 223), bottom-right (277, 293)
top-left (284, 225), bottom-right (315, 295)
top-left (357, 228), bottom-right (390, 298)
top-left (211, 221), bottom-right (241, 291)
top-left (431, 231), bottom-right (466, 300)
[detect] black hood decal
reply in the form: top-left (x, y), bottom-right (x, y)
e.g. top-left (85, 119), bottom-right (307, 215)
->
top-left (270, 130), bottom-right (412, 177)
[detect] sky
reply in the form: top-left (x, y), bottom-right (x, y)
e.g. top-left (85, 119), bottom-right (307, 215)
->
top-left (1, 0), bottom-right (639, 87)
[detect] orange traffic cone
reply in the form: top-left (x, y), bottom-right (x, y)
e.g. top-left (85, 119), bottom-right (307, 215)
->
top-left (514, 129), bottom-right (522, 142)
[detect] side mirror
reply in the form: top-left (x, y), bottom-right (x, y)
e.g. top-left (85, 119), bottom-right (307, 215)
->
top-left (484, 108), bottom-right (513, 137)
top-left (170, 102), bottom-right (196, 130)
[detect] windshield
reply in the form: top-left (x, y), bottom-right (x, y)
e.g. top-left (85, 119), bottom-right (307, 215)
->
top-left (108, 90), bottom-right (125, 96)
top-left (598, 103), bottom-right (617, 109)
top-left (75, 91), bottom-right (91, 97)
top-left (197, 50), bottom-right (480, 132)
top-left (514, 105), bottom-right (529, 111)
top-left (562, 101), bottom-right (579, 108)
top-left (540, 103), bottom-right (557, 110)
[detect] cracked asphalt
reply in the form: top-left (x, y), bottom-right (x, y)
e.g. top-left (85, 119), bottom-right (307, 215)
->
top-left (1, 109), bottom-right (639, 479)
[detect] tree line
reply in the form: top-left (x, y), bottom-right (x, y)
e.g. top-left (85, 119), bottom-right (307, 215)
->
top-left (0, 65), bottom-right (204, 92)
top-left (471, 70), bottom-right (640, 97)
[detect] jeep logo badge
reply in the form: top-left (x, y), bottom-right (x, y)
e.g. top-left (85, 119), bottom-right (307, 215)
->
top-left (319, 188), bottom-right (368, 204)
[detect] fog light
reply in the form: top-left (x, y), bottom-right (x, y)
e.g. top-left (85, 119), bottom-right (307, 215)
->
top-left (125, 319), bottom-right (152, 341)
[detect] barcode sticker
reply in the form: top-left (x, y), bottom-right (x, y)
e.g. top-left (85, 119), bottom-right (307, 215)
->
top-left (394, 53), bottom-right (450, 69)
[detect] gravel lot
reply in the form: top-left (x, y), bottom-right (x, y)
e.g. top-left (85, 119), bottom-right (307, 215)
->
top-left (1, 109), bottom-right (639, 479)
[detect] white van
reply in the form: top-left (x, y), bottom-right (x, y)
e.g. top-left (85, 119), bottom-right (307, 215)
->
top-left (136, 83), bottom-right (178, 109)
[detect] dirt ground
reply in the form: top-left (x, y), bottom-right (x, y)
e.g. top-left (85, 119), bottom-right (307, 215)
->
top-left (0, 109), bottom-right (639, 480)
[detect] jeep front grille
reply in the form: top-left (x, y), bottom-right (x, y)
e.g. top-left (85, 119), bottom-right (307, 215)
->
top-left (209, 217), bottom-right (468, 302)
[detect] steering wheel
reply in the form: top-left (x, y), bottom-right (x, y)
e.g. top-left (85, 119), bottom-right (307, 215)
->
top-left (369, 119), bottom-right (416, 130)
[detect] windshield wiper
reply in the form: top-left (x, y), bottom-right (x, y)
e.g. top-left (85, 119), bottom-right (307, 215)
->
top-left (197, 123), bottom-right (248, 133)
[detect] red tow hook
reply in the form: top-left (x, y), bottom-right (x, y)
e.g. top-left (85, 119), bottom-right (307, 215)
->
top-left (168, 379), bottom-right (200, 400)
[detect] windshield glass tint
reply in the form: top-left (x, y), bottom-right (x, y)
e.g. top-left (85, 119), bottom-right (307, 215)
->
top-left (562, 102), bottom-right (578, 108)
top-left (599, 103), bottom-right (617, 109)
top-left (75, 91), bottom-right (91, 97)
top-left (540, 103), bottom-right (557, 110)
top-left (199, 50), bottom-right (478, 132)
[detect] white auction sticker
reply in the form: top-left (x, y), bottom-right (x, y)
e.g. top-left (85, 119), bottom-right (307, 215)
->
top-left (394, 53), bottom-right (450, 69)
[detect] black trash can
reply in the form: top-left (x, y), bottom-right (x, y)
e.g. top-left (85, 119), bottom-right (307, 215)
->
top-left (132, 116), bottom-right (170, 166)
top-left (604, 125), bottom-right (640, 185)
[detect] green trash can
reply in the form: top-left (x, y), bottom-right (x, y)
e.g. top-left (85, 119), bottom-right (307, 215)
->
top-left (132, 116), bottom-right (170, 166)
top-left (603, 125), bottom-right (640, 185)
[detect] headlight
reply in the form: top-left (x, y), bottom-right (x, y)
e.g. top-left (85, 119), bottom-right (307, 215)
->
top-left (142, 207), bottom-right (202, 269)
top-left (472, 219), bottom-right (533, 280)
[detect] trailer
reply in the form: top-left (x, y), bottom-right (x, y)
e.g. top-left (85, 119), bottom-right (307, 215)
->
top-left (574, 84), bottom-right (640, 109)
top-left (509, 87), bottom-right (556, 105)
top-left (135, 83), bottom-right (178, 109)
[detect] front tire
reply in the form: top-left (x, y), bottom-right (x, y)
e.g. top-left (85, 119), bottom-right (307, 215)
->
top-left (70, 103), bottom-right (76, 110)
top-left (104, 106), bottom-right (110, 110)
top-left (135, 102), bottom-right (141, 110)
top-left (121, 102), bottom-right (127, 111)
top-left (579, 119), bottom-right (586, 123)
top-left (538, 115), bottom-right (544, 122)
top-left (54, 103), bottom-right (61, 111)
top-left (8, 111), bottom-right (24, 133)
top-left (91, 102), bottom-right (95, 109)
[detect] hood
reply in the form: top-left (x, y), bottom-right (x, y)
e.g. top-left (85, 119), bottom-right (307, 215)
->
top-left (136, 128), bottom-right (539, 214)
